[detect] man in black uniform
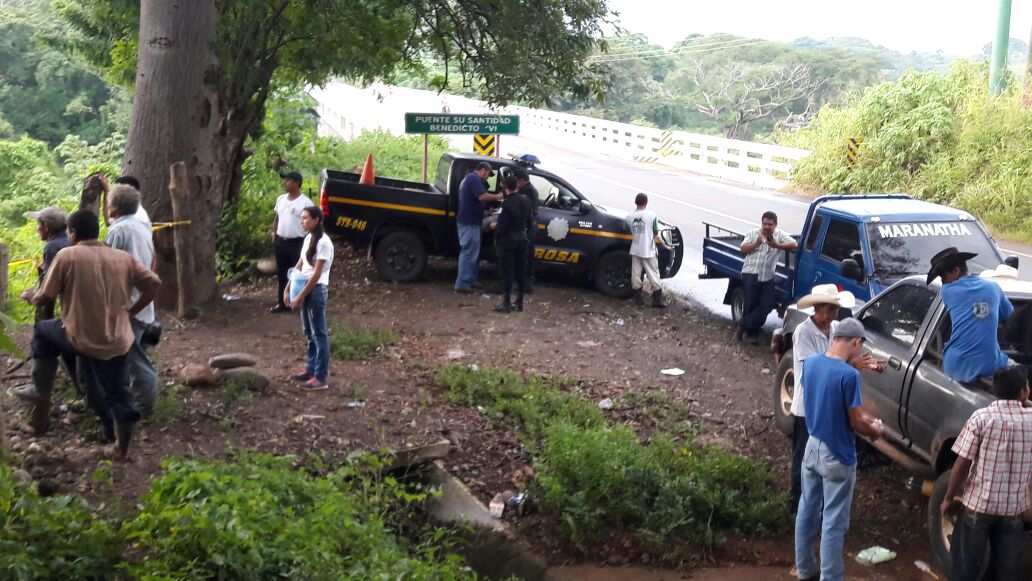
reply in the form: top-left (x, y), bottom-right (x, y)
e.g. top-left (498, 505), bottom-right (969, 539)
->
top-left (491, 174), bottom-right (533, 313)
top-left (512, 168), bottom-right (538, 293)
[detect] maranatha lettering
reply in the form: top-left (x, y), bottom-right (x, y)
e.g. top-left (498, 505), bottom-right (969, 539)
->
top-left (877, 223), bottom-right (973, 238)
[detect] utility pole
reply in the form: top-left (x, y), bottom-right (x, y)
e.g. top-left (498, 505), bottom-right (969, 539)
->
top-left (989, 0), bottom-right (1012, 96)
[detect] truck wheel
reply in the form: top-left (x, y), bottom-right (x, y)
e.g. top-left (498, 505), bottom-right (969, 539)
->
top-left (373, 230), bottom-right (427, 283)
top-left (730, 285), bottom-right (746, 325)
top-left (772, 349), bottom-right (795, 436)
top-left (592, 251), bottom-right (633, 298)
top-left (928, 471), bottom-right (990, 579)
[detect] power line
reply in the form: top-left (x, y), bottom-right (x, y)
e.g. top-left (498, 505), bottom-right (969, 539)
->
top-left (588, 39), bottom-right (776, 65)
top-left (590, 33), bottom-right (736, 60)
top-left (588, 35), bottom-right (761, 62)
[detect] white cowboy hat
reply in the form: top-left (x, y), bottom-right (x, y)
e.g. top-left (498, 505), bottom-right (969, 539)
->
top-left (979, 264), bottom-right (1020, 280)
top-left (797, 283), bottom-right (856, 310)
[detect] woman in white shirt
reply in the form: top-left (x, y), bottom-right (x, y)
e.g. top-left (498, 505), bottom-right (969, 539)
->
top-left (284, 206), bottom-right (334, 390)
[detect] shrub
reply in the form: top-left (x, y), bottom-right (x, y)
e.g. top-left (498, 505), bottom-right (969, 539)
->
top-left (0, 464), bottom-right (121, 579)
top-left (782, 60), bottom-right (1032, 243)
top-left (123, 453), bottom-right (473, 579)
top-left (435, 364), bottom-right (785, 549)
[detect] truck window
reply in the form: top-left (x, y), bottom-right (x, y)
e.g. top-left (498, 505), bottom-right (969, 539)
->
top-left (865, 221), bottom-right (1000, 280)
top-left (531, 175), bottom-right (580, 212)
top-left (804, 214), bottom-right (824, 251)
top-left (820, 218), bottom-right (863, 268)
top-left (434, 157), bottom-right (450, 191)
top-left (860, 284), bottom-right (936, 347)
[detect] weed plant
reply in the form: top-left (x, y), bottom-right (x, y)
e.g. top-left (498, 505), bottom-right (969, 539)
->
top-left (330, 324), bottom-right (397, 360)
top-left (123, 452), bottom-right (472, 579)
top-left (0, 464), bottom-right (121, 578)
top-left (435, 364), bottom-right (785, 549)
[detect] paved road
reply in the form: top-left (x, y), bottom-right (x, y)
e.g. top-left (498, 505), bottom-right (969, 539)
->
top-left (485, 134), bottom-right (1032, 323)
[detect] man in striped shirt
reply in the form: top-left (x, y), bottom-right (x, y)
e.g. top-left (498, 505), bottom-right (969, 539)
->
top-left (737, 211), bottom-right (797, 344)
top-left (941, 365), bottom-right (1032, 580)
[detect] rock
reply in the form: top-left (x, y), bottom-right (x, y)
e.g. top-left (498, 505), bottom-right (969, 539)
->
top-left (209, 353), bottom-right (259, 369)
top-left (256, 257), bottom-right (277, 276)
top-left (12, 469), bottom-right (32, 483)
top-left (214, 367), bottom-right (271, 391)
top-left (180, 363), bottom-right (218, 387)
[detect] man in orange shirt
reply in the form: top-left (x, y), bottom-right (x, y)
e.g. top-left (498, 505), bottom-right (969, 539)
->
top-left (15, 210), bottom-right (160, 460)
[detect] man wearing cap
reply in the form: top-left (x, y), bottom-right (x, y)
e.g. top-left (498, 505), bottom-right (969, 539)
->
top-left (512, 168), bottom-right (538, 293)
top-left (15, 210), bottom-right (160, 461)
top-left (270, 172), bottom-right (313, 312)
top-left (787, 285), bottom-right (883, 516)
top-left (24, 206), bottom-right (70, 322)
top-left (455, 162), bottom-right (502, 293)
top-left (738, 211), bottom-right (797, 344)
top-left (795, 318), bottom-right (884, 581)
top-left (927, 247), bottom-right (1013, 383)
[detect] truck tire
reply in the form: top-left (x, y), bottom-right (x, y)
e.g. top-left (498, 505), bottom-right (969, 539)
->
top-left (772, 349), bottom-right (795, 436)
top-left (373, 230), bottom-right (427, 283)
top-left (730, 285), bottom-right (746, 325)
top-left (928, 471), bottom-right (990, 579)
top-left (592, 251), bottom-right (633, 298)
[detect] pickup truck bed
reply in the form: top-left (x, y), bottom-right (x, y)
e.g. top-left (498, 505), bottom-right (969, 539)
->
top-left (700, 222), bottom-right (796, 321)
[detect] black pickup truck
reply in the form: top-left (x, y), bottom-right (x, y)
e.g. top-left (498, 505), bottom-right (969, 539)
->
top-left (771, 275), bottom-right (1032, 576)
top-left (317, 152), bottom-right (684, 296)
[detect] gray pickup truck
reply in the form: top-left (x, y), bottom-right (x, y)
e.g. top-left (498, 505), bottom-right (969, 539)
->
top-left (770, 275), bottom-right (1032, 576)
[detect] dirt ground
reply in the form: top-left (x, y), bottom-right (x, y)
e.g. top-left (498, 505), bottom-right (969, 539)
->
top-left (1, 250), bottom-right (942, 579)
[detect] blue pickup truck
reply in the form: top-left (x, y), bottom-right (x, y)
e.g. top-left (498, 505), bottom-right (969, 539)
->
top-left (701, 194), bottom-right (1018, 324)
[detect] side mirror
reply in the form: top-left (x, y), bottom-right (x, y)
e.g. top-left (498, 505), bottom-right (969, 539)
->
top-left (1005, 255), bottom-right (1019, 269)
top-left (840, 258), bottom-right (864, 282)
top-left (579, 200), bottom-right (593, 215)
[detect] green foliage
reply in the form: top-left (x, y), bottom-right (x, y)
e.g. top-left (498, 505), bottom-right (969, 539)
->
top-left (0, 311), bottom-right (25, 358)
top-left (2, 221), bottom-right (48, 322)
top-left (218, 90), bottom-right (451, 275)
top-left (0, 137), bottom-right (67, 225)
top-left (538, 423), bottom-right (784, 548)
top-left (0, 463), bottom-right (121, 579)
top-left (152, 384), bottom-right (185, 424)
top-left (329, 323), bottom-right (397, 361)
top-left (435, 365), bottom-right (785, 549)
top-left (783, 60), bottom-right (1032, 243)
top-left (0, 5), bottom-right (115, 145)
top-left (123, 453), bottom-right (473, 579)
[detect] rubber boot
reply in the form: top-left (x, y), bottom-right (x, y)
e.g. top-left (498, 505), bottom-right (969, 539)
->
top-left (633, 289), bottom-right (644, 306)
top-left (29, 358), bottom-right (58, 435)
top-left (109, 420), bottom-right (136, 461)
top-left (651, 290), bottom-right (666, 309)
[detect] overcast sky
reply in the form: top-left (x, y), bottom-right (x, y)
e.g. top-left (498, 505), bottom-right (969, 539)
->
top-left (606, 0), bottom-right (1032, 55)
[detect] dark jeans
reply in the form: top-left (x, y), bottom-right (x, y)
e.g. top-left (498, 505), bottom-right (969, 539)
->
top-left (790, 414), bottom-right (808, 515)
top-left (31, 320), bottom-right (139, 424)
top-left (274, 236), bottom-right (305, 308)
top-left (526, 240), bottom-right (536, 285)
top-left (951, 509), bottom-right (1025, 581)
top-left (499, 239), bottom-right (528, 307)
top-left (740, 273), bottom-right (775, 333)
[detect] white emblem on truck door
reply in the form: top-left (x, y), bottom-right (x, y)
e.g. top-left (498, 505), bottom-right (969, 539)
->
top-left (547, 217), bottom-right (570, 241)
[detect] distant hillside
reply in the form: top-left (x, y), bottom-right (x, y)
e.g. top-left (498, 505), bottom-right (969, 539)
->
top-left (792, 36), bottom-right (959, 79)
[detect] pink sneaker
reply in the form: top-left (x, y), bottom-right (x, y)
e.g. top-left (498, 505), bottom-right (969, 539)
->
top-left (301, 377), bottom-right (327, 391)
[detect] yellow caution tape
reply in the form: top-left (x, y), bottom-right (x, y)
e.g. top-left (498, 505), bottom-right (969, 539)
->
top-left (8, 259), bottom-right (34, 268)
top-left (151, 220), bottom-right (192, 232)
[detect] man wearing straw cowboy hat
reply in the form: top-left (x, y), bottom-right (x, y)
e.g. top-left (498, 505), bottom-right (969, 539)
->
top-left (927, 247), bottom-right (1013, 384)
top-left (787, 284), bottom-right (884, 516)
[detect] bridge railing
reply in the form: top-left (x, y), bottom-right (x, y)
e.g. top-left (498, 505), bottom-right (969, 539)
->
top-left (310, 82), bottom-right (810, 190)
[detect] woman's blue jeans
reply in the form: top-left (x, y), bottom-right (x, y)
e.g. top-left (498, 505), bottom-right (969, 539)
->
top-left (301, 285), bottom-right (329, 381)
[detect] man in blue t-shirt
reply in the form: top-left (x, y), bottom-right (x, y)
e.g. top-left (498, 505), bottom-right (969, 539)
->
top-left (454, 162), bottom-right (502, 293)
top-left (927, 247), bottom-right (1013, 383)
top-left (795, 318), bottom-right (884, 581)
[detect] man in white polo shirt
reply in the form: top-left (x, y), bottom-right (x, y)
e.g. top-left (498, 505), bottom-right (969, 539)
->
top-left (270, 171), bottom-right (312, 313)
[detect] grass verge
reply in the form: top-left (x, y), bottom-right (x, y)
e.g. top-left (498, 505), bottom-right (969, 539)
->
top-left (330, 324), bottom-right (397, 360)
top-left (435, 364), bottom-right (785, 550)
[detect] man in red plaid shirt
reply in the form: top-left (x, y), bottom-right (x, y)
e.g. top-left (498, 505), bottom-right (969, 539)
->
top-left (941, 366), bottom-right (1032, 580)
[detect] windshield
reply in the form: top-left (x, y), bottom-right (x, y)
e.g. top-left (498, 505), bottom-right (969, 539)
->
top-left (865, 221), bottom-right (1000, 280)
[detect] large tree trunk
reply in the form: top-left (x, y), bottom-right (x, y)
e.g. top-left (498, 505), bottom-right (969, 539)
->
top-left (122, 0), bottom-right (231, 308)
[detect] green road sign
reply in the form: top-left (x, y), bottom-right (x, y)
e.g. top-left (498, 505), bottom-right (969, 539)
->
top-left (405, 113), bottom-right (520, 135)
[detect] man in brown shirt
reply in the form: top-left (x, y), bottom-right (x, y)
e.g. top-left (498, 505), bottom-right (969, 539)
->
top-left (15, 210), bottom-right (160, 460)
